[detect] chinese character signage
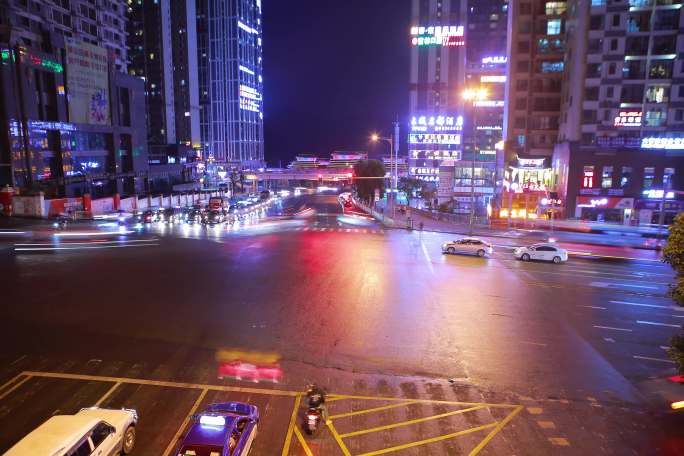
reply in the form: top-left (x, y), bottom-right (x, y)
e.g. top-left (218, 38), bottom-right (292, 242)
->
top-left (410, 25), bottom-right (464, 47)
top-left (409, 133), bottom-right (461, 145)
top-left (614, 111), bottom-right (642, 127)
top-left (65, 39), bottom-right (110, 125)
top-left (410, 115), bottom-right (463, 132)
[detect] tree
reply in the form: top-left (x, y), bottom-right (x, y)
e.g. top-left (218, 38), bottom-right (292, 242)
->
top-left (353, 159), bottom-right (386, 202)
top-left (663, 212), bottom-right (684, 373)
top-left (398, 177), bottom-right (423, 199)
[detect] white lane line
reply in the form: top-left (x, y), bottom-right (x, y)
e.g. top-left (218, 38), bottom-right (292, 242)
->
top-left (633, 355), bottom-right (676, 364)
top-left (593, 325), bottom-right (632, 332)
top-left (521, 341), bottom-right (547, 347)
top-left (591, 281), bottom-right (658, 290)
top-left (610, 300), bottom-right (680, 311)
top-left (94, 382), bottom-right (121, 407)
top-left (14, 243), bottom-right (159, 252)
top-left (420, 240), bottom-right (435, 275)
top-left (580, 305), bottom-right (606, 310)
top-left (636, 320), bottom-right (681, 329)
top-left (660, 345), bottom-right (671, 350)
top-left (603, 338), bottom-right (615, 343)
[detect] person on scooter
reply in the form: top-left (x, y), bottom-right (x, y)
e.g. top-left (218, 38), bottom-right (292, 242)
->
top-left (306, 383), bottom-right (329, 423)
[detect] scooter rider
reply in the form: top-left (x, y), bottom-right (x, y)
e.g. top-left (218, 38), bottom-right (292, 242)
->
top-left (306, 383), bottom-right (329, 423)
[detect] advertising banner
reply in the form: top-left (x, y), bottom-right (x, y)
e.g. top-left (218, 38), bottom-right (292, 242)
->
top-left (65, 39), bottom-right (110, 125)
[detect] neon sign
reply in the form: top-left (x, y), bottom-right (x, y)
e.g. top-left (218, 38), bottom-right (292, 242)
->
top-left (482, 56), bottom-right (507, 64)
top-left (410, 115), bottom-right (463, 132)
top-left (409, 133), bottom-right (461, 145)
top-left (18, 49), bottom-right (63, 73)
top-left (480, 75), bottom-right (506, 83)
top-left (473, 100), bottom-right (504, 107)
top-left (239, 84), bottom-right (261, 112)
top-left (643, 189), bottom-right (675, 199)
top-left (641, 137), bottom-right (684, 150)
top-left (614, 111), bottom-right (642, 127)
top-left (410, 25), bottom-right (464, 47)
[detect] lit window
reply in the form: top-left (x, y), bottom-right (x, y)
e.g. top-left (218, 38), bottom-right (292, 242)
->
top-left (664, 168), bottom-right (675, 188)
top-left (601, 166), bottom-right (613, 188)
top-left (583, 166), bottom-right (594, 188)
top-left (547, 19), bottom-right (561, 35)
top-left (643, 167), bottom-right (655, 190)
top-left (545, 2), bottom-right (567, 15)
top-left (149, 53), bottom-right (154, 60)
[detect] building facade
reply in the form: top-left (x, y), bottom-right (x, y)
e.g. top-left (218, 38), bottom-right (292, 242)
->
top-left (0, 0), bottom-right (148, 196)
top-left (554, 0), bottom-right (684, 223)
top-left (409, 0), bottom-right (467, 208)
top-left (199, 0), bottom-right (264, 167)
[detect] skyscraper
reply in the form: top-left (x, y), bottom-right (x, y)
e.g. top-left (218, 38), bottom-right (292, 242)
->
top-left (409, 0), bottom-right (467, 207)
top-left (199, 0), bottom-right (264, 167)
top-left (553, 0), bottom-right (684, 223)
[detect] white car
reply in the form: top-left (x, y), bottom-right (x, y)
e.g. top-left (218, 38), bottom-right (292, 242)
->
top-left (442, 238), bottom-right (493, 257)
top-left (514, 243), bottom-right (568, 264)
top-left (6, 407), bottom-right (138, 456)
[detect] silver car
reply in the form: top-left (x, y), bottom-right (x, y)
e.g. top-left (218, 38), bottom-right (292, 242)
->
top-left (514, 243), bottom-right (568, 264)
top-left (442, 238), bottom-right (493, 257)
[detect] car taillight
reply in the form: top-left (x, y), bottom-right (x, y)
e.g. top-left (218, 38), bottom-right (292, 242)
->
top-left (307, 414), bottom-right (317, 419)
top-left (672, 401), bottom-right (684, 410)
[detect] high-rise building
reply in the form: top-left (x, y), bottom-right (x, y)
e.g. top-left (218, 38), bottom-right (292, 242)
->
top-left (503, 0), bottom-right (566, 160)
top-left (553, 0), bottom-right (684, 223)
top-left (408, 0), bottom-right (467, 208)
top-left (0, 0), bottom-right (148, 196)
top-left (464, 0), bottom-right (509, 212)
top-left (199, 0), bottom-right (264, 167)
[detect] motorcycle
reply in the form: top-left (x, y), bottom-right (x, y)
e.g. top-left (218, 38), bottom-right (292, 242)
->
top-left (53, 216), bottom-right (68, 230)
top-left (302, 384), bottom-right (327, 436)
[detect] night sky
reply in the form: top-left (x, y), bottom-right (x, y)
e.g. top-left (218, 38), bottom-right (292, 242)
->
top-left (262, 0), bottom-right (410, 167)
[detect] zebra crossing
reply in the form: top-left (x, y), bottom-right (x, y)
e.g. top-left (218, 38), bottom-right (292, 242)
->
top-left (291, 226), bottom-right (385, 235)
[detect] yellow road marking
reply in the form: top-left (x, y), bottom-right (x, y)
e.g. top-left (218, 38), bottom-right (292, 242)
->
top-left (537, 420), bottom-right (556, 429)
top-left (526, 406), bottom-right (543, 414)
top-left (327, 421), bottom-right (352, 456)
top-left (0, 373), bottom-right (27, 395)
top-left (328, 393), bottom-right (517, 409)
top-left (21, 370), bottom-right (299, 397)
top-left (330, 400), bottom-right (418, 419)
top-left (339, 405), bottom-right (486, 438)
top-left (94, 382), bottom-right (121, 407)
top-left (281, 394), bottom-right (301, 456)
top-left (549, 437), bottom-right (571, 446)
top-left (293, 426), bottom-right (314, 456)
top-left (0, 375), bottom-right (32, 401)
top-left (468, 405), bottom-right (524, 456)
top-left (163, 388), bottom-right (208, 456)
top-left (357, 422), bottom-right (498, 456)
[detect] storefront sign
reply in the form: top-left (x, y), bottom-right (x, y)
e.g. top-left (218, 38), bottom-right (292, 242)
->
top-left (614, 111), bottom-right (642, 127)
top-left (641, 137), bottom-right (684, 150)
top-left (576, 196), bottom-right (634, 209)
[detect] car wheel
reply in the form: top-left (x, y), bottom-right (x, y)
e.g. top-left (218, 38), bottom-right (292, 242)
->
top-left (477, 249), bottom-right (485, 257)
top-left (121, 425), bottom-right (136, 454)
top-left (521, 253), bottom-right (530, 262)
top-left (447, 247), bottom-right (455, 254)
top-left (552, 256), bottom-right (562, 264)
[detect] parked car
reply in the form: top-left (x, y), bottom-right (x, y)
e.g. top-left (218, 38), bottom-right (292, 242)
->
top-left (5, 407), bottom-right (138, 456)
top-left (514, 243), bottom-right (568, 264)
top-left (175, 402), bottom-right (258, 456)
top-left (442, 238), bottom-right (493, 257)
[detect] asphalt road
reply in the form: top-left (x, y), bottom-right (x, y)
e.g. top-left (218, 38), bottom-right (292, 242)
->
top-left (1, 192), bottom-right (683, 455)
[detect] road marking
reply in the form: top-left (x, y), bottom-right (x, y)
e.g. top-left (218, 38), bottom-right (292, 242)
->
top-left (526, 407), bottom-right (543, 415)
top-left (357, 423), bottom-right (499, 456)
top-left (580, 305), bottom-right (606, 310)
top-left (420, 240), bottom-right (435, 274)
top-left (0, 373), bottom-right (27, 395)
top-left (94, 382), bottom-right (121, 407)
top-left (293, 426), bottom-right (314, 456)
top-left (549, 437), bottom-right (571, 446)
top-left (21, 370), bottom-right (300, 397)
top-left (468, 406), bottom-right (524, 456)
top-left (281, 394), bottom-right (301, 456)
top-left (603, 337), bottom-right (615, 343)
top-left (537, 421), bottom-right (556, 429)
top-left (521, 341), bottom-right (547, 347)
top-left (591, 281), bottom-right (658, 290)
top-left (0, 375), bottom-right (32, 401)
top-left (163, 388), bottom-right (208, 456)
top-left (610, 300), bottom-right (683, 311)
top-left (636, 320), bottom-right (681, 328)
top-left (339, 405), bottom-right (486, 438)
top-left (593, 325), bottom-right (632, 332)
top-left (14, 243), bottom-right (159, 252)
top-left (9, 355), bottom-right (27, 366)
top-left (327, 393), bottom-right (519, 408)
top-left (661, 345), bottom-right (671, 350)
top-left (633, 355), bottom-right (676, 364)
top-left (329, 400), bottom-right (418, 419)
top-left (327, 421), bottom-right (352, 456)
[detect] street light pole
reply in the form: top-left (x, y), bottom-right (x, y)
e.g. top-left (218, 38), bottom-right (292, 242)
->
top-left (371, 133), bottom-right (395, 218)
top-left (462, 88), bottom-right (488, 236)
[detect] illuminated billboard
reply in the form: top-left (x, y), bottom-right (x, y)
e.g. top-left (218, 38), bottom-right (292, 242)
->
top-left (641, 136), bottom-right (684, 150)
top-left (410, 25), bottom-right (464, 47)
top-left (65, 39), bottom-right (110, 125)
top-left (409, 133), bottom-right (461, 145)
top-left (410, 115), bottom-right (463, 132)
top-left (613, 111), bottom-right (642, 127)
top-left (239, 84), bottom-right (261, 112)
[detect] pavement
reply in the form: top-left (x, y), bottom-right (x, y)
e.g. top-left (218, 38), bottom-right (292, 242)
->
top-left (1, 192), bottom-right (683, 455)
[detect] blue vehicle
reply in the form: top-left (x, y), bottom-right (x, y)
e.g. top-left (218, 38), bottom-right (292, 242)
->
top-left (175, 402), bottom-right (259, 456)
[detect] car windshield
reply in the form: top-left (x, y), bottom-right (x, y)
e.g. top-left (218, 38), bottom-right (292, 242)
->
top-left (178, 445), bottom-right (224, 456)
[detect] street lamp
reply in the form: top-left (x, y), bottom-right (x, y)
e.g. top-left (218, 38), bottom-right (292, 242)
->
top-left (462, 88), bottom-right (489, 235)
top-left (370, 133), bottom-right (396, 216)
